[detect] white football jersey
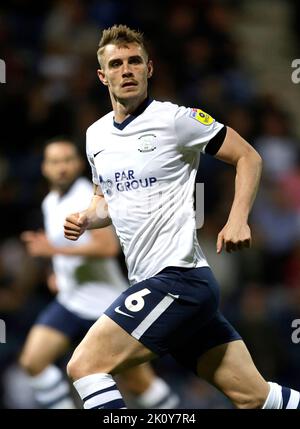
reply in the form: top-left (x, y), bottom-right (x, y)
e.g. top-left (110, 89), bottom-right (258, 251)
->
top-left (42, 177), bottom-right (128, 319)
top-left (86, 100), bottom-right (225, 285)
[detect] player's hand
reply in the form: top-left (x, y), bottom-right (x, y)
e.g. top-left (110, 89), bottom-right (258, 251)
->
top-left (216, 222), bottom-right (251, 253)
top-left (64, 212), bottom-right (88, 241)
top-left (21, 231), bottom-right (55, 257)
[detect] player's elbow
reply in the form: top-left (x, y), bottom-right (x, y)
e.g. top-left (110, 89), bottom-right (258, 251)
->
top-left (252, 148), bottom-right (263, 168)
top-left (240, 145), bottom-right (263, 174)
top-left (250, 149), bottom-right (263, 175)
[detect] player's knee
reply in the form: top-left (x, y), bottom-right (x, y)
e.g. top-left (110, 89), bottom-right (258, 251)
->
top-left (67, 346), bottom-right (112, 381)
top-left (67, 349), bottom-right (85, 381)
top-left (19, 353), bottom-right (44, 377)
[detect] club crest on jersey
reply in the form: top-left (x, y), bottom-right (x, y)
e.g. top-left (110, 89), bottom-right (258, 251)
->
top-left (138, 134), bottom-right (157, 152)
top-left (190, 108), bottom-right (214, 126)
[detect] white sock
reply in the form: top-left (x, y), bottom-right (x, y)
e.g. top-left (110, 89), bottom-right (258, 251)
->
top-left (263, 382), bottom-right (300, 409)
top-left (29, 365), bottom-right (75, 409)
top-left (135, 377), bottom-right (180, 409)
top-left (262, 382), bottom-right (282, 409)
top-left (73, 373), bottom-right (126, 409)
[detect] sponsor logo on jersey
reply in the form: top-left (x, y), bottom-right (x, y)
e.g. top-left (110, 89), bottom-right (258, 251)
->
top-left (116, 177), bottom-right (157, 192)
top-left (190, 108), bottom-right (214, 126)
top-left (138, 134), bottom-right (157, 152)
top-left (115, 170), bottom-right (157, 192)
top-left (99, 170), bottom-right (158, 194)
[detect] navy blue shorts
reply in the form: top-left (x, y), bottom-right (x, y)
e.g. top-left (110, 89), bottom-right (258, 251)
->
top-left (105, 266), bottom-right (241, 374)
top-left (35, 299), bottom-right (94, 342)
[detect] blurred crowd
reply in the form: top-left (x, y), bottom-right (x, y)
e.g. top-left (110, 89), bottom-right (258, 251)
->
top-left (0, 0), bottom-right (300, 409)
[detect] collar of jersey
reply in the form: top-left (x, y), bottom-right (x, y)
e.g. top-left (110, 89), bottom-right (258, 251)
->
top-left (113, 96), bottom-right (153, 130)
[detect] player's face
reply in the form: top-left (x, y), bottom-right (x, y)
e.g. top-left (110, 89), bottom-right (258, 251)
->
top-left (98, 43), bottom-right (153, 102)
top-left (42, 143), bottom-right (83, 191)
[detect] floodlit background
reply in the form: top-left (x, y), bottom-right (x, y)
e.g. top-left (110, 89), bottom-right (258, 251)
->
top-left (0, 0), bottom-right (300, 409)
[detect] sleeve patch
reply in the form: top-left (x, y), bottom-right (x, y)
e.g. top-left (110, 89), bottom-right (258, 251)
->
top-left (189, 108), bottom-right (214, 126)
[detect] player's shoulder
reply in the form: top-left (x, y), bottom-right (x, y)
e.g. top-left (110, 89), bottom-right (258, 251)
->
top-left (151, 100), bottom-right (194, 123)
top-left (41, 190), bottom-right (57, 213)
top-left (71, 177), bottom-right (93, 195)
top-left (86, 111), bottom-right (113, 154)
top-left (86, 111), bottom-right (114, 136)
top-left (151, 99), bottom-right (180, 114)
top-left (152, 100), bottom-right (216, 123)
top-left (146, 100), bottom-right (183, 129)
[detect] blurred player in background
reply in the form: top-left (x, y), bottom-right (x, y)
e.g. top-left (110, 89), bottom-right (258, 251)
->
top-left (64, 25), bottom-right (300, 409)
top-left (19, 138), bottom-right (179, 409)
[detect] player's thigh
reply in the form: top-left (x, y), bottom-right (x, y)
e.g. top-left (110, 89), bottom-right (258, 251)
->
top-left (196, 340), bottom-right (268, 405)
top-left (19, 325), bottom-right (70, 372)
top-left (71, 314), bottom-right (156, 375)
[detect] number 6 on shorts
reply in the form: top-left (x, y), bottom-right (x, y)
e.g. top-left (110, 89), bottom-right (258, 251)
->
top-left (124, 288), bottom-right (151, 312)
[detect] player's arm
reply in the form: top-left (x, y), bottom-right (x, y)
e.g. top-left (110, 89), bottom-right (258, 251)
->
top-left (64, 184), bottom-right (111, 241)
top-left (21, 226), bottom-right (119, 259)
top-left (214, 126), bottom-right (263, 253)
top-left (58, 227), bottom-right (119, 258)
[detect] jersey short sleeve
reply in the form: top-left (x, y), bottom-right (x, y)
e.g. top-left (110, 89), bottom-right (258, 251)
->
top-left (87, 151), bottom-right (100, 186)
top-left (174, 106), bottom-right (225, 154)
top-left (86, 129), bottom-right (100, 186)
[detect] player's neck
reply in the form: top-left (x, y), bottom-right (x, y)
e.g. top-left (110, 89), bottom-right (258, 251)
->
top-left (112, 94), bottom-right (148, 124)
top-left (52, 178), bottom-right (77, 197)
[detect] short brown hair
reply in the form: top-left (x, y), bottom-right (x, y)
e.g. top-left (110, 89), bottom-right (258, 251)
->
top-left (97, 24), bottom-right (148, 67)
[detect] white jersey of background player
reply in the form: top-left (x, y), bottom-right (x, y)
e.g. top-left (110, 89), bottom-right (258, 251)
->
top-left (86, 100), bottom-right (224, 284)
top-left (43, 176), bottom-right (126, 319)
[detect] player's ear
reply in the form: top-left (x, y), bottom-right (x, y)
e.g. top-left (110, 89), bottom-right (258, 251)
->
top-left (147, 60), bottom-right (153, 78)
top-left (97, 69), bottom-right (108, 86)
